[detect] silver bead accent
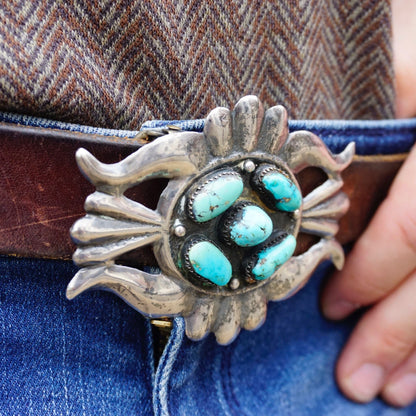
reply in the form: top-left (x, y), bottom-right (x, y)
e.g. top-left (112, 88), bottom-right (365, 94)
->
top-left (293, 209), bottom-right (300, 220)
top-left (174, 224), bottom-right (186, 237)
top-left (229, 278), bottom-right (240, 290)
top-left (243, 159), bottom-right (256, 173)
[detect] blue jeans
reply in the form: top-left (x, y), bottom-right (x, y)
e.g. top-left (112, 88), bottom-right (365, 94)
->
top-left (1, 112), bottom-right (416, 415)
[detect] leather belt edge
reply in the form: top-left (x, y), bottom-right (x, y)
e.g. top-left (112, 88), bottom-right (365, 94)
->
top-left (0, 122), bottom-right (409, 264)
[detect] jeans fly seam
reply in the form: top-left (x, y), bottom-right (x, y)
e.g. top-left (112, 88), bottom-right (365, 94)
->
top-left (153, 317), bottom-right (185, 416)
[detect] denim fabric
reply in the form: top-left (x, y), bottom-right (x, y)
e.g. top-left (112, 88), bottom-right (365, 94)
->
top-left (1, 115), bottom-right (416, 415)
top-left (0, 112), bottom-right (141, 138)
top-left (0, 257), bottom-right (154, 415)
top-left (156, 263), bottom-right (416, 416)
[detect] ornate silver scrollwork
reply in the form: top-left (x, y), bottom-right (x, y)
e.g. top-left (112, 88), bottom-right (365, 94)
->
top-left (67, 96), bottom-right (355, 345)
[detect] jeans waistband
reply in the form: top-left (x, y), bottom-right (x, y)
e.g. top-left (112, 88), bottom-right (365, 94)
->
top-left (1, 111), bottom-right (416, 155)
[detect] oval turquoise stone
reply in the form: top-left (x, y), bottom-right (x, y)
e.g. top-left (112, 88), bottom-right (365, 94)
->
top-left (188, 241), bottom-right (232, 286)
top-left (230, 205), bottom-right (273, 247)
top-left (190, 172), bottom-right (243, 222)
top-left (252, 234), bottom-right (297, 280)
top-left (261, 172), bottom-right (302, 212)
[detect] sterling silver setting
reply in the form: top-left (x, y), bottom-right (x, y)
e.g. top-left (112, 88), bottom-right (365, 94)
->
top-left (67, 96), bottom-right (355, 345)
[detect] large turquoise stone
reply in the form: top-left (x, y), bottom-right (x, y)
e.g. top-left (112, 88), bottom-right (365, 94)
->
top-left (252, 234), bottom-right (297, 280)
top-left (188, 241), bottom-right (232, 286)
top-left (261, 172), bottom-right (302, 212)
top-left (230, 205), bottom-right (273, 247)
top-left (190, 172), bottom-right (243, 222)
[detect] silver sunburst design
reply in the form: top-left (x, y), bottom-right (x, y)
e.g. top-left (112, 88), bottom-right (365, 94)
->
top-left (67, 96), bottom-right (355, 345)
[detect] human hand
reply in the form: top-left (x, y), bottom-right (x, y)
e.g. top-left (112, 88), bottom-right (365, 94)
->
top-left (320, 0), bottom-right (416, 407)
top-left (321, 144), bottom-right (416, 407)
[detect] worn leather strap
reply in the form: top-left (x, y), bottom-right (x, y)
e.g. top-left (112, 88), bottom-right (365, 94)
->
top-left (0, 122), bottom-right (406, 264)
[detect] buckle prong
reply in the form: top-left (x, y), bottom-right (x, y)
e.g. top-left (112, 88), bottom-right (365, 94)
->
top-left (135, 125), bottom-right (183, 141)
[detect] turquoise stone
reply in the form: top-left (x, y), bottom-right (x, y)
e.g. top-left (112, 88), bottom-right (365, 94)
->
top-left (190, 172), bottom-right (243, 222)
top-left (252, 234), bottom-right (297, 280)
top-left (188, 241), bottom-right (232, 286)
top-left (262, 172), bottom-right (302, 212)
top-left (230, 205), bottom-right (273, 247)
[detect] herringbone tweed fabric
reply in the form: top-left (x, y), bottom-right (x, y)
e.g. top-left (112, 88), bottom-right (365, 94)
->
top-left (0, 0), bottom-right (394, 128)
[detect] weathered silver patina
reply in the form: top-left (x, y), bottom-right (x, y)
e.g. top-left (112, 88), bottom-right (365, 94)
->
top-left (67, 96), bottom-right (355, 345)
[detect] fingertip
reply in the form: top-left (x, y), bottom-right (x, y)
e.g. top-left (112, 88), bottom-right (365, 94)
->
top-left (338, 363), bottom-right (385, 403)
top-left (382, 374), bottom-right (416, 408)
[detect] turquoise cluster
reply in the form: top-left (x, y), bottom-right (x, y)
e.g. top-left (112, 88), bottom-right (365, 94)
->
top-left (261, 171), bottom-right (302, 212)
top-left (183, 164), bottom-right (300, 287)
top-left (251, 235), bottom-right (297, 280)
top-left (189, 173), bottom-right (243, 222)
top-left (229, 205), bottom-right (273, 247)
top-left (188, 241), bottom-right (232, 286)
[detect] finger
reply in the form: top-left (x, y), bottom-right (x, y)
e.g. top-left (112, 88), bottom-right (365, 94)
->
top-left (382, 347), bottom-right (416, 407)
top-left (321, 145), bottom-right (416, 320)
top-left (336, 271), bottom-right (416, 403)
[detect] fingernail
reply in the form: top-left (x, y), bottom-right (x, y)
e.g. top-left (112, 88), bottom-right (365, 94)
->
top-left (384, 373), bottom-right (416, 407)
top-left (322, 299), bottom-right (359, 320)
top-left (344, 363), bottom-right (385, 402)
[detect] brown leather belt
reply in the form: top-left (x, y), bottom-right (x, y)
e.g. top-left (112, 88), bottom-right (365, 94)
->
top-left (0, 122), bottom-right (407, 264)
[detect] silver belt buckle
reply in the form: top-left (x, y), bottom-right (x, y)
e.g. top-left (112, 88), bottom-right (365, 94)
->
top-left (67, 96), bottom-right (354, 345)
